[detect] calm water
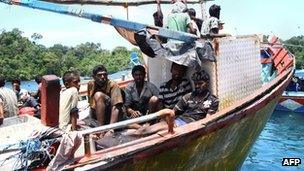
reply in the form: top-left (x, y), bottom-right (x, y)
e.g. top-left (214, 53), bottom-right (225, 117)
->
top-left (3, 70), bottom-right (131, 92)
top-left (4, 71), bottom-right (304, 170)
top-left (242, 111), bottom-right (304, 171)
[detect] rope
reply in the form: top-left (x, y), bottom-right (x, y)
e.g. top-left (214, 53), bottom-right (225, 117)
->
top-left (0, 138), bottom-right (58, 170)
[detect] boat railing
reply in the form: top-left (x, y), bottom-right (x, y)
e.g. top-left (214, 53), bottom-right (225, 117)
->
top-left (78, 109), bottom-right (175, 157)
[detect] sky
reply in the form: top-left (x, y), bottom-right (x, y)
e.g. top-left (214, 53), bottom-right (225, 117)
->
top-left (0, 0), bottom-right (303, 50)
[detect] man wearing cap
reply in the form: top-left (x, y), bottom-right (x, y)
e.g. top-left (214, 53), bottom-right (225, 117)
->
top-left (134, 70), bottom-right (219, 135)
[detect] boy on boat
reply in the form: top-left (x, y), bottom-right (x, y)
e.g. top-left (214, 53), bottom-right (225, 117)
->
top-left (166, 0), bottom-right (196, 36)
top-left (159, 63), bottom-right (192, 109)
top-left (201, 4), bottom-right (221, 35)
top-left (88, 65), bottom-right (124, 136)
top-left (125, 65), bottom-right (159, 124)
top-left (59, 71), bottom-right (80, 131)
top-left (11, 78), bottom-right (27, 102)
top-left (0, 76), bottom-right (18, 125)
top-left (186, 8), bottom-right (201, 36)
top-left (153, 0), bottom-right (163, 27)
top-left (135, 70), bottom-right (219, 135)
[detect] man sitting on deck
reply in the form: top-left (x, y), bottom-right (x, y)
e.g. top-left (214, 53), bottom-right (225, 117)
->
top-left (134, 70), bottom-right (219, 135)
top-left (159, 63), bottom-right (192, 109)
top-left (88, 65), bottom-right (124, 136)
top-left (125, 65), bottom-right (159, 126)
top-left (0, 76), bottom-right (18, 125)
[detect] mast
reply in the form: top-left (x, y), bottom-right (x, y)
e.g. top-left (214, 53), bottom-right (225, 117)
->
top-left (200, 0), bottom-right (207, 21)
top-left (0, 0), bottom-right (199, 42)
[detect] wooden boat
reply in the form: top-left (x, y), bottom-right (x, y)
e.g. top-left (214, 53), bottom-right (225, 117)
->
top-left (0, 0), bottom-right (295, 170)
top-left (276, 92), bottom-right (304, 113)
top-left (275, 70), bottom-right (304, 113)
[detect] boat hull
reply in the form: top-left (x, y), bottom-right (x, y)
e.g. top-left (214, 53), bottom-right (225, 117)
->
top-left (113, 97), bottom-right (279, 171)
top-left (71, 70), bottom-right (292, 171)
top-left (275, 92), bottom-right (304, 113)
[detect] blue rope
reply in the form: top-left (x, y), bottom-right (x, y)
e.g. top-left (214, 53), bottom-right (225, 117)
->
top-left (1, 138), bottom-right (56, 170)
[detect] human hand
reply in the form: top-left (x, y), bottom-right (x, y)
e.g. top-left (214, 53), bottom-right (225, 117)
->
top-left (104, 129), bottom-right (114, 137)
top-left (131, 111), bottom-right (142, 118)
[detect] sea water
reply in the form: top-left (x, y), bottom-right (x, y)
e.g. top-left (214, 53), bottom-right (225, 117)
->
top-left (242, 111), bottom-right (304, 171)
top-left (3, 70), bottom-right (131, 92)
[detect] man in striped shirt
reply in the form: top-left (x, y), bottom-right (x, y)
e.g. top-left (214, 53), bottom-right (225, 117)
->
top-left (159, 63), bottom-right (192, 109)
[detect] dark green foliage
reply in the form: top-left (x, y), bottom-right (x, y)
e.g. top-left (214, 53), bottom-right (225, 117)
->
top-left (0, 29), bottom-right (137, 80)
top-left (284, 36), bottom-right (304, 69)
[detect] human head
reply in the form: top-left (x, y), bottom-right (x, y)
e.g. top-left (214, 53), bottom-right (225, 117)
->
top-left (187, 8), bottom-right (196, 19)
top-left (63, 70), bottom-right (80, 90)
top-left (191, 70), bottom-right (210, 94)
top-left (132, 65), bottom-right (146, 84)
top-left (92, 65), bottom-right (108, 87)
top-left (12, 78), bottom-right (21, 92)
top-left (292, 76), bottom-right (299, 83)
top-left (171, 63), bottom-right (187, 82)
top-left (35, 75), bottom-right (42, 84)
top-left (171, 1), bottom-right (187, 13)
top-left (0, 76), bottom-right (5, 87)
top-left (209, 4), bottom-right (221, 19)
top-left (20, 89), bottom-right (29, 102)
top-left (153, 12), bottom-right (163, 27)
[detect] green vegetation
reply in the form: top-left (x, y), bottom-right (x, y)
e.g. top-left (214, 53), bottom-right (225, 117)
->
top-left (0, 28), bottom-right (142, 80)
top-left (1, 29), bottom-right (303, 81)
top-left (284, 36), bottom-right (304, 69)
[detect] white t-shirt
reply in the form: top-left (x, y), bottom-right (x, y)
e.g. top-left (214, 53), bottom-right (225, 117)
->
top-left (0, 87), bottom-right (18, 118)
top-left (59, 87), bottom-right (78, 131)
top-left (201, 16), bottom-right (219, 35)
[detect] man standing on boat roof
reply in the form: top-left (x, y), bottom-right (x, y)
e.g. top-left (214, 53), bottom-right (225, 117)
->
top-left (125, 65), bottom-right (159, 122)
top-left (186, 8), bottom-right (202, 36)
top-left (88, 65), bottom-right (124, 136)
top-left (153, 0), bottom-right (163, 27)
top-left (166, 0), bottom-right (197, 36)
top-left (201, 4), bottom-right (222, 35)
top-left (159, 63), bottom-right (192, 109)
top-left (0, 76), bottom-right (18, 125)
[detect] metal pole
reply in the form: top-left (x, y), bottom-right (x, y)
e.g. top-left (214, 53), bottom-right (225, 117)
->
top-left (200, 0), bottom-right (207, 21)
top-left (79, 110), bottom-right (174, 136)
top-left (84, 134), bottom-right (91, 157)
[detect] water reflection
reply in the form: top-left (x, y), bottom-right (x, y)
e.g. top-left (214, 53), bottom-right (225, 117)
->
top-left (242, 111), bottom-right (304, 170)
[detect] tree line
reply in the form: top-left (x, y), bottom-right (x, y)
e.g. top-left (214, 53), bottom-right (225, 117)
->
top-left (0, 28), bottom-right (141, 81)
top-left (1, 29), bottom-right (303, 81)
top-left (283, 35), bottom-right (304, 69)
